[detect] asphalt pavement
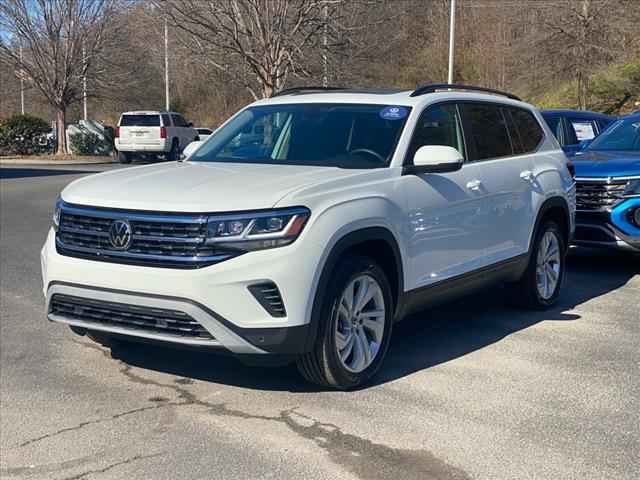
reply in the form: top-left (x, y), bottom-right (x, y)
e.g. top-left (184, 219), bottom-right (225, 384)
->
top-left (1, 164), bottom-right (638, 480)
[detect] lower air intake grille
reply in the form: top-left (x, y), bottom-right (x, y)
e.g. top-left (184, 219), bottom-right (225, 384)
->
top-left (50, 294), bottom-right (214, 340)
top-left (248, 282), bottom-right (286, 317)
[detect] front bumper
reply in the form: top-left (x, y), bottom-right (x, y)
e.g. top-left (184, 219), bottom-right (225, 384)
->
top-left (41, 229), bottom-right (320, 354)
top-left (573, 206), bottom-right (640, 252)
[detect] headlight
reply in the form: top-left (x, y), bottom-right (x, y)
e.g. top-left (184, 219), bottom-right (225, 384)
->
top-left (52, 197), bottom-right (62, 231)
top-left (623, 179), bottom-right (640, 197)
top-left (205, 207), bottom-right (310, 251)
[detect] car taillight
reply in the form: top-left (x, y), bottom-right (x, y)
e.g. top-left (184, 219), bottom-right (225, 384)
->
top-left (567, 160), bottom-right (575, 178)
top-left (160, 126), bottom-right (167, 139)
top-left (115, 127), bottom-right (119, 138)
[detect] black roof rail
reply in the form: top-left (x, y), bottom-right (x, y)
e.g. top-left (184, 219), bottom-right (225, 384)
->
top-left (410, 83), bottom-right (521, 101)
top-left (271, 86), bottom-right (347, 98)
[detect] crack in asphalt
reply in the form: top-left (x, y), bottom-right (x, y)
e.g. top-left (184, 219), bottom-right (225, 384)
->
top-left (19, 339), bottom-right (470, 480)
top-left (18, 403), bottom-right (177, 448)
top-left (59, 453), bottom-right (162, 480)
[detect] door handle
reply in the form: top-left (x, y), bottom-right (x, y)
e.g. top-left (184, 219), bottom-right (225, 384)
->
top-left (520, 170), bottom-right (534, 182)
top-left (466, 179), bottom-right (482, 191)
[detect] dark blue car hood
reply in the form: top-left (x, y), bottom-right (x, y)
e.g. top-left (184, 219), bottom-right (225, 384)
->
top-left (573, 151), bottom-right (640, 178)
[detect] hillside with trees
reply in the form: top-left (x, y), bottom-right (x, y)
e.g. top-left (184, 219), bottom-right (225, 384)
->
top-left (1, 0), bottom-right (639, 153)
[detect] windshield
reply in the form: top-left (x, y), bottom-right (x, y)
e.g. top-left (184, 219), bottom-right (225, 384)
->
top-left (189, 103), bottom-right (411, 168)
top-left (587, 117), bottom-right (640, 152)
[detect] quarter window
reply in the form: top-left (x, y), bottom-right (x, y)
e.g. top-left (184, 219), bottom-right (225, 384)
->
top-left (507, 107), bottom-right (544, 154)
top-left (406, 104), bottom-right (465, 161)
top-left (460, 103), bottom-right (512, 161)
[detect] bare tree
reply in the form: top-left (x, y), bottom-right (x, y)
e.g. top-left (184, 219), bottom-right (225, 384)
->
top-left (527, 0), bottom-right (637, 110)
top-left (157, 0), bottom-right (378, 99)
top-left (0, 0), bottom-right (119, 154)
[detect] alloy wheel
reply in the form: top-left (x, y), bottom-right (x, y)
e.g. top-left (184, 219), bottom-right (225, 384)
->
top-left (334, 274), bottom-right (386, 373)
top-left (536, 231), bottom-right (561, 300)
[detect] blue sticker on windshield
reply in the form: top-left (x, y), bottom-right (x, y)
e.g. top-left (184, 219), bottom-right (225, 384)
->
top-left (380, 106), bottom-right (408, 120)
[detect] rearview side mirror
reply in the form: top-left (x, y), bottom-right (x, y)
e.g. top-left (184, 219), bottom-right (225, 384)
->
top-left (404, 145), bottom-right (464, 175)
top-left (180, 140), bottom-right (204, 161)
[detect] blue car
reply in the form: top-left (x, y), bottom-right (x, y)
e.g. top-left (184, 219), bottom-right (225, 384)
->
top-left (572, 113), bottom-right (640, 252)
top-left (542, 109), bottom-right (615, 157)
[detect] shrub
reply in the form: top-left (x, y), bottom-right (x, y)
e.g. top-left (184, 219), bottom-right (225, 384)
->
top-left (0, 114), bottom-right (51, 155)
top-left (69, 131), bottom-right (109, 155)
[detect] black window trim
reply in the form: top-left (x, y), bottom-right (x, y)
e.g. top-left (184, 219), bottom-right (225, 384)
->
top-left (402, 100), bottom-right (470, 166)
top-left (459, 100), bottom-right (546, 163)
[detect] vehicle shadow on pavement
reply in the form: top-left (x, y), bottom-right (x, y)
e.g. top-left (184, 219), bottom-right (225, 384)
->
top-left (375, 248), bottom-right (638, 386)
top-left (0, 168), bottom-right (98, 179)
top-left (107, 248), bottom-right (638, 392)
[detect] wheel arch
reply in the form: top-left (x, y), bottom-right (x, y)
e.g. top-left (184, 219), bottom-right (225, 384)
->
top-left (303, 226), bottom-right (404, 353)
top-left (531, 196), bottom-right (572, 252)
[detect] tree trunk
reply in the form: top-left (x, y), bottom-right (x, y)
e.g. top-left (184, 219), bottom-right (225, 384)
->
top-left (55, 107), bottom-right (67, 155)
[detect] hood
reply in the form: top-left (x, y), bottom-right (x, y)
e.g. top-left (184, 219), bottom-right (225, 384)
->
top-left (62, 161), bottom-right (362, 212)
top-left (573, 151), bottom-right (640, 178)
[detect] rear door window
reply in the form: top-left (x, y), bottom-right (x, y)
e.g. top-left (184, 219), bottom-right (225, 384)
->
top-left (460, 103), bottom-right (512, 161)
top-left (119, 115), bottom-right (161, 127)
top-left (161, 114), bottom-right (171, 127)
top-left (172, 114), bottom-right (188, 127)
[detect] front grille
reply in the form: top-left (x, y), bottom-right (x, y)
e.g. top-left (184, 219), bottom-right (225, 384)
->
top-left (50, 294), bottom-right (214, 340)
top-left (56, 205), bottom-right (236, 268)
top-left (575, 178), bottom-right (628, 212)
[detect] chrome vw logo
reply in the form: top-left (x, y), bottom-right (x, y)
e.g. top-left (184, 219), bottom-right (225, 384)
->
top-left (108, 219), bottom-right (132, 250)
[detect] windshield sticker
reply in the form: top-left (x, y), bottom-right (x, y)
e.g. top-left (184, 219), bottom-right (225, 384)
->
top-left (380, 106), bottom-right (408, 120)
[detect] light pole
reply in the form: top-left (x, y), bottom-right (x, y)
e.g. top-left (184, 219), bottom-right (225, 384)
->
top-left (164, 18), bottom-right (170, 111)
top-left (19, 44), bottom-right (25, 115)
top-left (82, 42), bottom-right (87, 121)
top-left (322, 4), bottom-right (328, 87)
top-left (447, 0), bottom-right (456, 84)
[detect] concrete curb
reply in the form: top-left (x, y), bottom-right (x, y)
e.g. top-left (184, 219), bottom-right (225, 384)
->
top-left (0, 157), bottom-right (116, 166)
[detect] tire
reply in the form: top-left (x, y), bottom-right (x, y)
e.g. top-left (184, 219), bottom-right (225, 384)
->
top-left (166, 140), bottom-right (179, 161)
top-left (118, 150), bottom-right (132, 164)
top-left (511, 220), bottom-right (566, 309)
top-left (297, 254), bottom-right (394, 390)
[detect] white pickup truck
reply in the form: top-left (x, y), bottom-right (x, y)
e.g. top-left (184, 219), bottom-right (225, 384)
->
top-left (114, 111), bottom-right (198, 163)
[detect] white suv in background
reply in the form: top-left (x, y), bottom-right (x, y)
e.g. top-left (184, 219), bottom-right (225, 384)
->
top-left (115, 111), bottom-right (198, 163)
top-left (42, 84), bottom-right (575, 389)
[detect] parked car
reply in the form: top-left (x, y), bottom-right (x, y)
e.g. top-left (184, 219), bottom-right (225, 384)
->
top-left (572, 112), bottom-right (640, 252)
top-left (42, 84), bottom-right (575, 389)
top-left (114, 111), bottom-right (198, 163)
top-left (196, 127), bottom-right (214, 141)
top-left (541, 109), bottom-right (615, 157)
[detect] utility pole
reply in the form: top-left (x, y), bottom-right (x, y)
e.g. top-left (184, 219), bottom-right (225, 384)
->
top-left (447, 0), bottom-right (456, 84)
top-left (19, 44), bottom-right (25, 115)
top-left (82, 42), bottom-right (88, 121)
top-left (164, 17), bottom-right (170, 111)
top-left (322, 4), bottom-right (328, 87)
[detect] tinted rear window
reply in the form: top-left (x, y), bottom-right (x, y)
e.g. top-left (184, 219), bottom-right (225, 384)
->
top-left (509, 108), bottom-right (544, 153)
top-left (461, 103), bottom-right (512, 160)
top-left (120, 115), bottom-right (160, 127)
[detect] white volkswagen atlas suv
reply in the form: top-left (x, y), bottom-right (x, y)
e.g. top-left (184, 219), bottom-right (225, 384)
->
top-left (42, 84), bottom-right (576, 389)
